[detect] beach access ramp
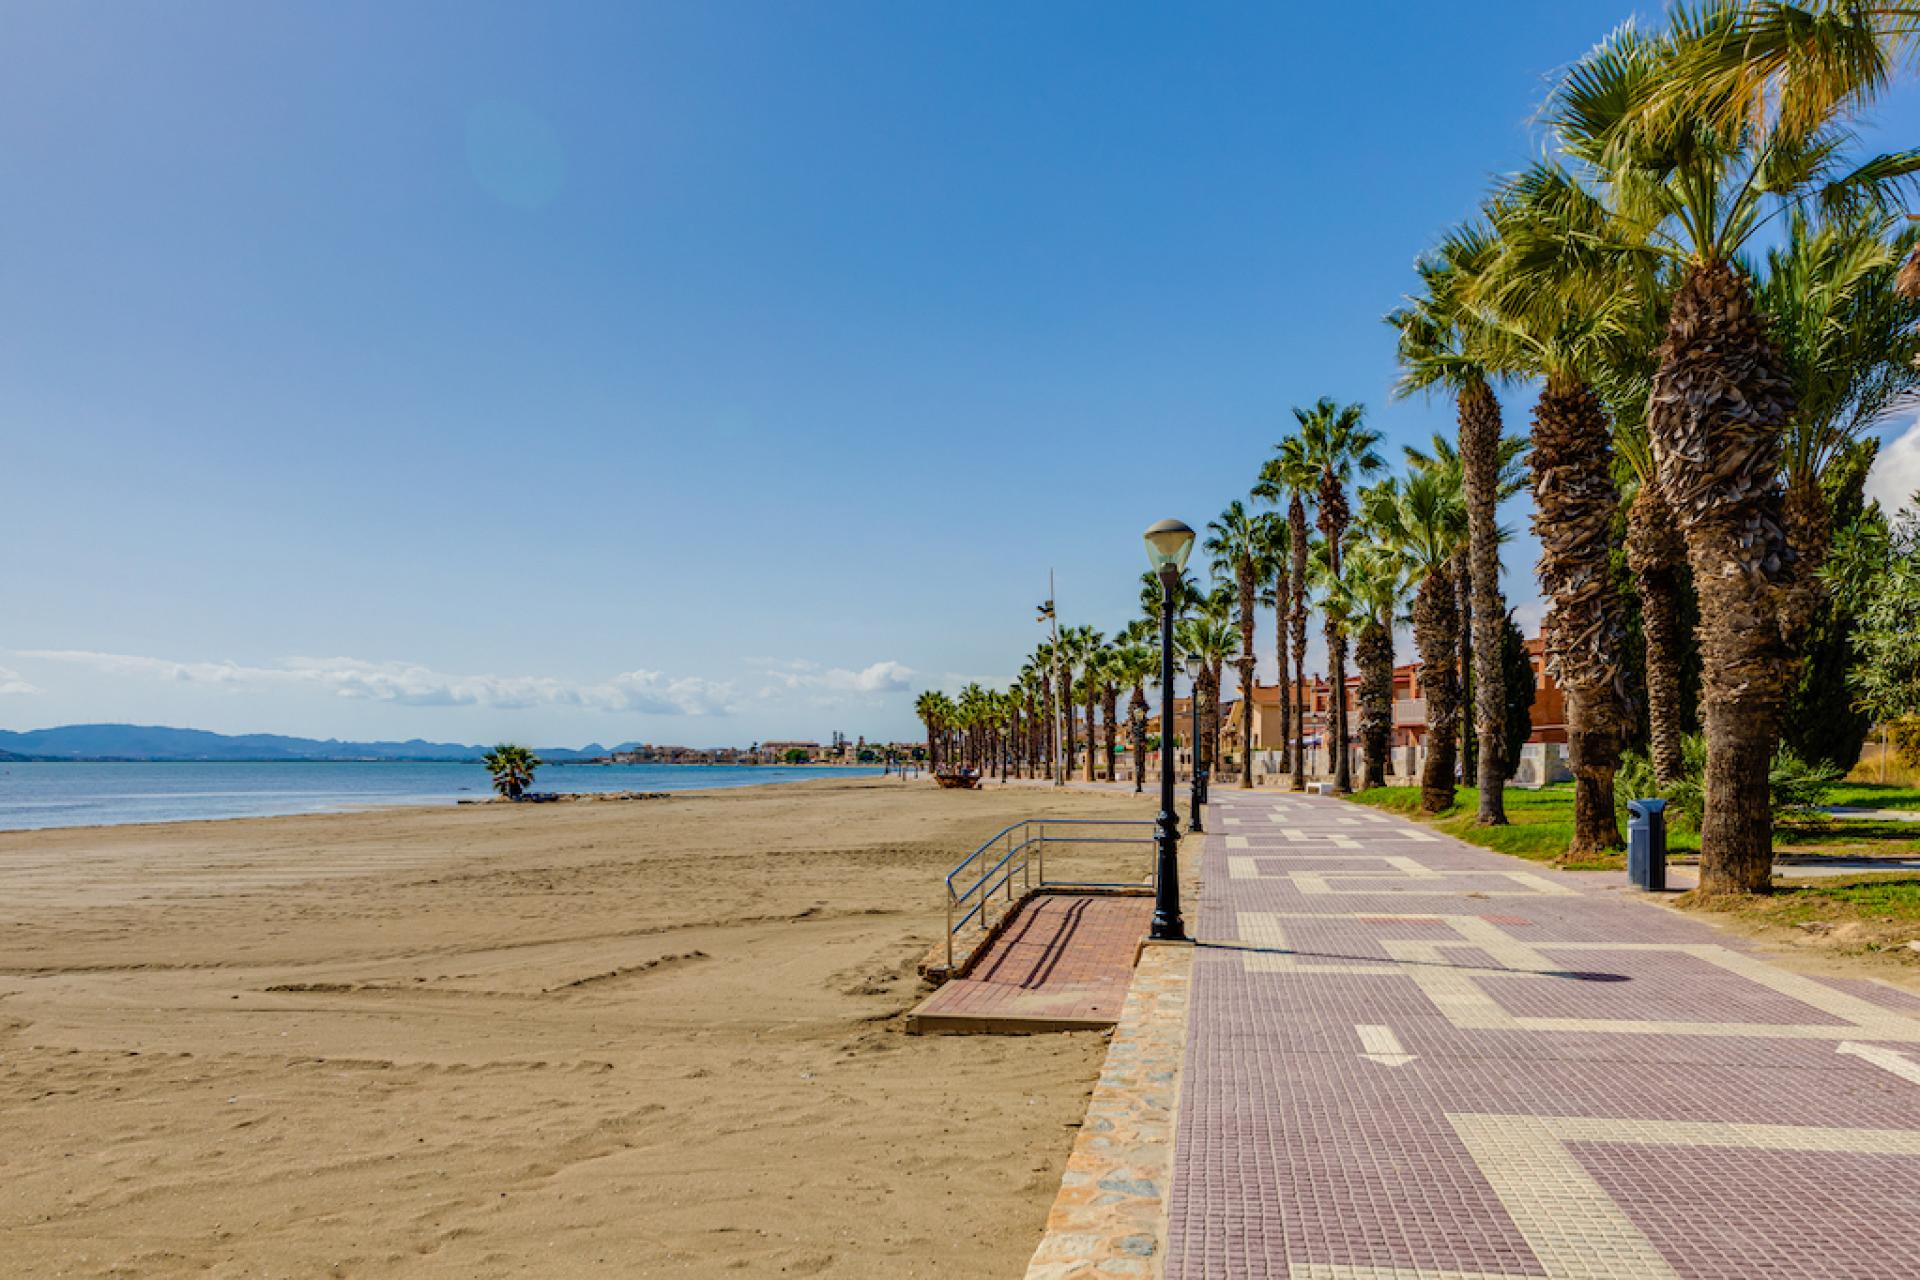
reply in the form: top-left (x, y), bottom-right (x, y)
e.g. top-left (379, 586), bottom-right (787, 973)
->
top-left (908, 818), bottom-right (1155, 1034)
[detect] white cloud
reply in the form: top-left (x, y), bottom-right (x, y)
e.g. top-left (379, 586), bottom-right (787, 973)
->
top-left (16, 650), bottom-right (735, 716)
top-left (1509, 599), bottom-right (1549, 643)
top-left (1867, 418), bottom-right (1920, 517)
top-left (760, 659), bottom-right (914, 694)
top-left (0, 665), bottom-right (38, 695)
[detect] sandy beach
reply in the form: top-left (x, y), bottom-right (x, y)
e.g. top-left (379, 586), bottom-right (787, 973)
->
top-left (0, 777), bottom-right (1152, 1278)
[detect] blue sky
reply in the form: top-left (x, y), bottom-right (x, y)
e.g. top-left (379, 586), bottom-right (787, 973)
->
top-left (5, 2), bottom-right (1919, 747)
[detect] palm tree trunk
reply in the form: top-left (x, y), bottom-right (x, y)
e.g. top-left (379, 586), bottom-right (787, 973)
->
top-left (1206, 665), bottom-right (1223, 776)
top-left (1531, 370), bottom-right (1628, 857)
top-left (1084, 687), bottom-right (1098, 783)
top-left (1130, 684), bottom-right (1148, 793)
top-left (1626, 486), bottom-right (1687, 787)
top-left (1057, 670), bottom-right (1074, 783)
top-left (1237, 657), bottom-right (1256, 789)
top-left (1327, 621), bottom-right (1351, 792)
top-left (1102, 689), bottom-right (1119, 784)
top-left (1454, 553), bottom-right (1474, 782)
top-left (1414, 572), bottom-right (1460, 814)
top-left (1289, 496), bottom-right (1310, 791)
top-left (1274, 586), bottom-right (1292, 776)
top-left (1565, 685), bottom-right (1623, 856)
top-left (1460, 378), bottom-right (1509, 825)
top-left (1649, 260), bottom-right (1797, 896)
top-left (1357, 618), bottom-right (1393, 789)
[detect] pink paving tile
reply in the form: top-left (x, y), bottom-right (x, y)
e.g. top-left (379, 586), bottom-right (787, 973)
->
top-left (1578, 1144), bottom-right (1920, 1279)
top-left (1164, 788), bottom-right (1920, 1280)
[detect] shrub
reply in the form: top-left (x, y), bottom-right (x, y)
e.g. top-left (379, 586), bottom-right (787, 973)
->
top-left (1614, 734), bottom-right (1837, 833)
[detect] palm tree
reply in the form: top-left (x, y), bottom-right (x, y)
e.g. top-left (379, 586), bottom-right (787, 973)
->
top-left (1176, 613), bottom-right (1238, 782)
top-left (914, 690), bottom-right (951, 772)
top-left (1555, 13), bottom-right (1920, 893)
top-left (1074, 629), bottom-right (1107, 782)
top-left (1206, 499), bottom-right (1266, 789)
top-left (1258, 435), bottom-right (1318, 791)
top-left (1760, 209), bottom-right (1920, 634)
top-left (1477, 183), bottom-right (1643, 855)
top-left (1400, 431), bottom-right (1531, 783)
top-left (1056, 624), bottom-right (1095, 783)
top-left (1252, 510), bottom-right (1293, 778)
top-left (1292, 398), bottom-right (1383, 793)
top-left (1096, 647), bottom-right (1125, 784)
top-left (1327, 523), bottom-right (1412, 790)
top-left (1369, 472), bottom-right (1467, 814)
top-left (482, 743), bottom-right (541, 800)
top-left (1111, 636), bottom-right (1159, 793)
top-left (1391, 226), bottom-right (1516, 825)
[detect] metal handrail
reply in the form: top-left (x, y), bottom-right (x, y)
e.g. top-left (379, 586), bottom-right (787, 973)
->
top-left (942, 818), bottom-right (1155, 968)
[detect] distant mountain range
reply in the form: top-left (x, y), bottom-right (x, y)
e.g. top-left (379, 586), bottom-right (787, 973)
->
top-left (0, 724), bottom-right (638, 763)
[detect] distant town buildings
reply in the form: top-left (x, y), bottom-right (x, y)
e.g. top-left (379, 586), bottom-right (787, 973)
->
top-left (601, 737), bottom-right (924, 766)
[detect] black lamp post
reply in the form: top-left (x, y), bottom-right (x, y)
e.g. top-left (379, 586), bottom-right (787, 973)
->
top-left (1184, 651), bottom-right (1207, 834)
top-left (1143, 519), bottom-right (1195, 942)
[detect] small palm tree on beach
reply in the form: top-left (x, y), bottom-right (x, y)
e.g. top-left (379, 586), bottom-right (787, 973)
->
top-left (482, 743), bottom-right (541, 800)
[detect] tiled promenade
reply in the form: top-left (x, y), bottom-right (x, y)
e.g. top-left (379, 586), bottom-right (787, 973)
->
top-left (1165, 788), bottom-right (1920, 1280)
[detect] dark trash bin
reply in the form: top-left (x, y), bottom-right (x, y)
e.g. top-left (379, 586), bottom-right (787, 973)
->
top-left (1627, 798), bottom-right (1667, 892)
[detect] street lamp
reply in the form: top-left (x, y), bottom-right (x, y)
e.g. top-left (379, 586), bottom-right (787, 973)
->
top-left (1184, 651), bottom-right (1207, 835)
top-left (1143, 518), bottom-right (1195, 942)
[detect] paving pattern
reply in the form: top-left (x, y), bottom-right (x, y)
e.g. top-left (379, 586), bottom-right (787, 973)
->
top-left (1166, 789), bottom-right (1920, 1279)
top-left (907, 892), bottom-right (1152, 1033)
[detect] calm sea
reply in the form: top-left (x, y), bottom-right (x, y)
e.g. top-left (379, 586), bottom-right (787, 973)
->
top-left (0, 761), bottom-right (885, 831)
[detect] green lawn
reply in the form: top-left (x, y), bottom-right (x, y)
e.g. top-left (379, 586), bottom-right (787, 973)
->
top-left (1775, 817), bottom-right (1920, 856)
top-left (1349, 782), bottom-right (1918, 870)
top-left (1345, 784), bottom-right (1666, 871)
top-left (1824, 782), bottom-right (1920, 811)
top-left (1695, 872), bottom-right (1920, 962)
top-left (1348, 783), bottom-right (1920, 963)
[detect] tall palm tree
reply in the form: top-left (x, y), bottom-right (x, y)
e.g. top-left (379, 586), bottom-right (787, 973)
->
top-left (1555, 13), bottom-right (1920, 893)
top-left (1030, 642), bottom-right (1062, 780)
top-left (1258, 435), bottom-right (1318, 791)
top-left (1327, 522), bottom-right (1412, 791)
top-left (1293, 397), bottom-right (1384, 793)
top-left (1478, 182), bottom-right (1642, 855)
top-left (1760, 209), bottom-right (1920, 634)
top-left (1075, 630), bottom-right (1108, 782)
top-left (1112, 636), bottom-right (1158, 793)
top-left (916, 690), bottom-right (958, 773)
top-left (1176, 612), bottom-right (1238, 782)
top-left (1391, 226), bottom-right (1516, 825)
top-left (1206, 499), bottom-right (1266, 789)
top-left (1400, 431), bottom-right (1531, 782)
top-left (1369, 472), bottom-right (1468, 813)
top-left (1252, 510), bottom-right (1293, 778)
top-left (1056, 624), bottom-right (1095, 783)
top-left (1096, 647), bottom-right (1125, 785)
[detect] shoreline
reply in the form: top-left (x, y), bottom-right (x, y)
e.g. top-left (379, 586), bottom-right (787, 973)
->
top-left (0, 762), bottom-right (888, 835)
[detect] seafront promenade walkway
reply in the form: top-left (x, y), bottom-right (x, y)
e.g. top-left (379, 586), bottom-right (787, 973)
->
top-left (1163, 787), bottom-right (1920, 1279)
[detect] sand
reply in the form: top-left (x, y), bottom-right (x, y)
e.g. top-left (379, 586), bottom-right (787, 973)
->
top-left (0, 777), bottom-right (1158, 1278)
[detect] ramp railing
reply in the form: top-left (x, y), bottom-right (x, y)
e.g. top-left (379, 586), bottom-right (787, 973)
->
top-left (943, 818), bottom-right (1155, 969)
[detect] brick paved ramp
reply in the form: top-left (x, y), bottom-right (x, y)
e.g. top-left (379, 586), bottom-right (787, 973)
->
top-left (908, 893), bottom-right (1152, 1034)
top-left (1167, 789), bottom-right (1920, 1280)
